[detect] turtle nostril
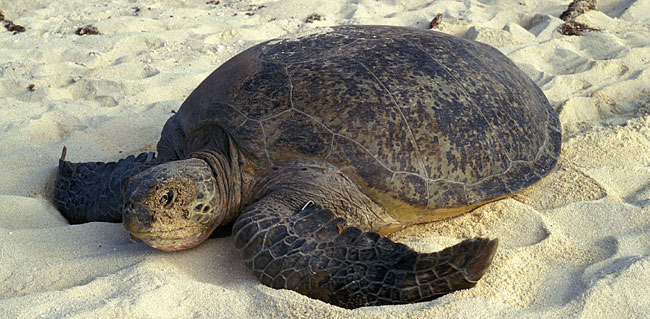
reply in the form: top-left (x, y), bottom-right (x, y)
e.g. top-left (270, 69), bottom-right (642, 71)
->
top-left (194, 204), bottom-right (203, 212)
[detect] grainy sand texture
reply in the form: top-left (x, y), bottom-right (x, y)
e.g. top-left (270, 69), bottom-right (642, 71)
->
top-left (1, 0), bottom-right (649, 318)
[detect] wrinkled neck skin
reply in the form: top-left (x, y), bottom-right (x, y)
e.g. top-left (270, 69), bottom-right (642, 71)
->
top-left (189, 135), bottom-right (255, 229)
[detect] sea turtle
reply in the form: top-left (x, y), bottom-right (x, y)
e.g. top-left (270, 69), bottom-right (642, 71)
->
top-left (54, 25), bottom-right (561, 309)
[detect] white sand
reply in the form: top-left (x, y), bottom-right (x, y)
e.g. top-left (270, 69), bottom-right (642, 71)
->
top-left (1, 0), bottom-right (649, 318)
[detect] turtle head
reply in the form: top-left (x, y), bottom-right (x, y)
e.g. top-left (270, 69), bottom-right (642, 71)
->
top-left (122, 158), bottom-right (221, 251)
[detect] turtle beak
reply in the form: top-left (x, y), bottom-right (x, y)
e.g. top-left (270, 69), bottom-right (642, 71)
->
top-left (122, 203), bottom-right (153, 235)
top-left (129, 232), bottom-right (145, 242)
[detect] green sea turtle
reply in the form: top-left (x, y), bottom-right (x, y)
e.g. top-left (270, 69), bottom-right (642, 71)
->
top-left (54, 25), bottom-right (561, 309)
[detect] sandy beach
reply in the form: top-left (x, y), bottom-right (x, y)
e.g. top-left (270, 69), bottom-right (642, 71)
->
top-left (1, 0), bottom-right (649, 318)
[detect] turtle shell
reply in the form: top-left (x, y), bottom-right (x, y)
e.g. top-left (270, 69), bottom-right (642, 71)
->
top-left (173, 25), bottom-right (561, 223)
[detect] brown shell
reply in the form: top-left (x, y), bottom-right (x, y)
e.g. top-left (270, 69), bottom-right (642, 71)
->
top-left (173, 25), bottom-right (561, 222)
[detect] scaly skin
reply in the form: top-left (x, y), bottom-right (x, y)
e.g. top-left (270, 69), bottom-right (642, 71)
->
top-left (234, 199), bottom-right (497, 309)
top-left (55, 147), bottom-right (157, 224)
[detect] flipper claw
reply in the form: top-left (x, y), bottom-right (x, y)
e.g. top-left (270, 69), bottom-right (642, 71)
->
top-left (60, 146), bottom-right (67, 161)
top-left (301, 200), bottom-right (315, 211)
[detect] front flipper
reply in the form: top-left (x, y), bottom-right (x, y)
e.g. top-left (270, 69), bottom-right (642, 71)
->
top-left (55, 147), bottom-right (157, 224)
top-left (233, 199), bottom-right (498, 309)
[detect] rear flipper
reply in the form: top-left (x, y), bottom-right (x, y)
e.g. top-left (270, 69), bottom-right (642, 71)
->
top-left (55, 147), bottom-right (157, 224)
top-left (233, 199), bottom-right (498, 309)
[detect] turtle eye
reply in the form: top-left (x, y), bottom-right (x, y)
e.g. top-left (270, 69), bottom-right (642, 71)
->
top-left (159, 190), bottom-right (174, 207)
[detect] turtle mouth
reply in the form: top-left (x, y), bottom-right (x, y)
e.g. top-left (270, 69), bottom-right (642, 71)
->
top-left (127, 227), bottom-right (213, 252)
top-left (129, 231), bottom-right (202, 251)
top-left (129, 231), bottom-right (150, 241)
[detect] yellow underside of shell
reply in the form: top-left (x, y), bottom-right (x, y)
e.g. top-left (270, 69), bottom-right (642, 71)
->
top-left (370, 189), bottom-right (510, 236)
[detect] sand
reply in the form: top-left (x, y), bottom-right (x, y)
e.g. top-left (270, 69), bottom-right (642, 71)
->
top-left (1, 0), bottom-right (649, 318)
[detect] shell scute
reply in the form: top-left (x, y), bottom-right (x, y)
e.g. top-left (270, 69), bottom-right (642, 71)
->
top-left (173, 26), bottom-right (561, 217)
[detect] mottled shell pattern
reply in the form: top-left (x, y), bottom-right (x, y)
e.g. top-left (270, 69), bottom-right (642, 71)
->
top-left (173, 25), bottom-right (561, 223)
